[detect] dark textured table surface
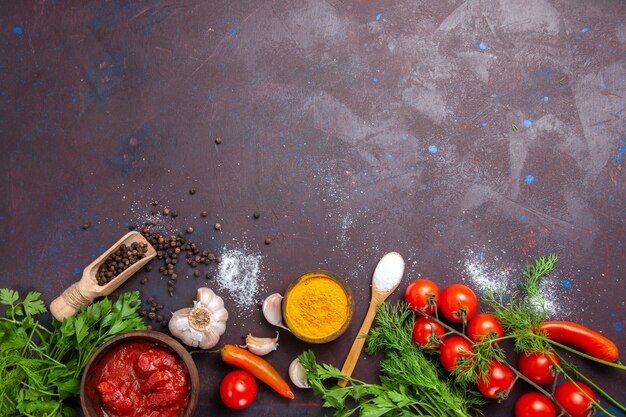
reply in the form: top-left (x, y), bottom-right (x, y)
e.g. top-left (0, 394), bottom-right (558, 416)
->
top-left (1, 1), bottom-right (625, 416)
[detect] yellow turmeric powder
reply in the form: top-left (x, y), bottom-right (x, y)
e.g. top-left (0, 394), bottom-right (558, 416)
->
top-left (284, 273), bottom-right (351, 341)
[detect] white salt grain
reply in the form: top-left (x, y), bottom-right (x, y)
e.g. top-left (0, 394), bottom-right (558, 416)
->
top-left (216, 246), bottom-right (262, 310)
top-left (373, 252), bottom-right (405, 292)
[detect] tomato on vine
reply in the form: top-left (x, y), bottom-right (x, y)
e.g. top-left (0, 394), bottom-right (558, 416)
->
top-left (515, 392), bottom-right (556, 417)
top-left (466, 313), bottom-right (504, 344)
top-left (476, 360), bottom-right (516, 400)
top-left (554, 381), bottom-right (597, 417)
top-left (405, 279), bottom-right (440, 314)
top-left (412, 316), bottom-right (445, 349)
top-left (439, 284), bottom-right (478, 324)
top-left (518, 351), bottom-right (559, 385)
top-left (439, 336), bottom-right (474, 373)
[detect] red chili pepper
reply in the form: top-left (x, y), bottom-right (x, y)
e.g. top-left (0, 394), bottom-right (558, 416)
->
top-left (539, 321), bottom-right (619, 362)
top-left (221, 344), bottom-right (295, 399)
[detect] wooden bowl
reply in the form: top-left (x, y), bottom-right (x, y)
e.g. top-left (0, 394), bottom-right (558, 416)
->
top-left (282, 271), bottom-right (354, 344)
top-left (80, 330), bottom-right (199, 417)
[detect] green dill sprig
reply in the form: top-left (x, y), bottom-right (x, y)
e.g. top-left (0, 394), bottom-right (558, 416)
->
top-left (298, 302), bottom-right (484, 417)
top-left (482, 255), bottom-right (558, 354)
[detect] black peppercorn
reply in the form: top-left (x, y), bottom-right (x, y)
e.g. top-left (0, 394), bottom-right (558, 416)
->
top-left (189, 188), bottom-right (196, 195)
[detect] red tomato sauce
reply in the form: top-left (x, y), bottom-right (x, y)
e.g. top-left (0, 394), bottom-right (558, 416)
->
top-left (92, 340), bottom-right (189, 417)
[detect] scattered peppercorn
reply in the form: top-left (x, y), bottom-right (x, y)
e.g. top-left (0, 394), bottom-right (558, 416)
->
top-left (171, 211), bottom-right (178, 218)
top-left (145, 265), bottom-right (153, 272)
top-left (140, 278), bottom-right (148, 285)
top-left (151, 201), bottom-right (159, 206)
top-left (189, 188), bottom-right (196, 195)
top-left (194, 270), bottom-right (201, 278)
top-left (201, 211), bottom-right (208, 217)
top-left (264, 238), bottom-right (272, 245)
top-left (186, 227), bottom-right (194, 234)
top-left (214, 223), bottom-right (221, 231)
top-left (162, 208), bottom-right (171, 216)
top-left (215, 137), bottom-right (222, 144)
top-left (253, 212), bottom-right (260, 219)
top-left (216, 256), bottom-right (222, 263)
top-left (81, 223), bottom-right (91, 230)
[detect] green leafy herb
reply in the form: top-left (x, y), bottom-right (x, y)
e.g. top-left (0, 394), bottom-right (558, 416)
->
top-left (298, 302), bottom-right (484, 417)
top-left (482, 255), bottom-right (557, 354)
top-left (0, 290), bottom-right (147, 417)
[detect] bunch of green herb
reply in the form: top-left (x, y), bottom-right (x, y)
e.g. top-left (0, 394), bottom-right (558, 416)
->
top-left (298, 302), bottom-right (484, 417)
top-left (0, 289), bottom-right (147, 417)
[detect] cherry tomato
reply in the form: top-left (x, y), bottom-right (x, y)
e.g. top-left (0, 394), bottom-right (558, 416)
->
top-left (515, 392), bottom-right (556, 417)
top-left (412, 316), bottom-right (446, 349)
top-left (439, 336), bottom-right (474, 373)
top-left (518, 351), bottom-right (559, 385)
top-left (405, 279), bottom-right (440, 315)
top-left (554, 381), bottom-right (597, 417)
top-left (439, 284), bottom-right (478, 324)
top-left (467, 314), bottom-right (504, 344)
top-left (220, 370), bottom-right (257, 409)
top-left (476, 360), bottom-right (516, 399)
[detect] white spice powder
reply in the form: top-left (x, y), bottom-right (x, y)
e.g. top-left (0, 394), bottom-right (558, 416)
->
top-left (216, 246), bottom-right (263, 310)
top-left (373, 252), bottom-right (405, 292)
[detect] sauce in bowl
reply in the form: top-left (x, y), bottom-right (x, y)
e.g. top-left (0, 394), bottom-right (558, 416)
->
top-left (91, 340), bottom-right (189, 417)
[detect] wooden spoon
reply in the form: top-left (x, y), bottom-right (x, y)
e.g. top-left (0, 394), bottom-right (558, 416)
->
top-left (338, 252), bottom-right (405, 387)
top-left (50, 231), bottom-right (156, 321)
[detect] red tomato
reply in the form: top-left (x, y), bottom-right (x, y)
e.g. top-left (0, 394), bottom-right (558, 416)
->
top-left (467, 314), bottom-right (504, 344)
top-left (439, 284), bottom-right (478, 324)
top-left (412, 317), bottom-right (446, 349)
top-left (515, 392), bottom-right (556, 417)
top-left (476, 360), bottom-right (516, 399)
top-left (554, 381), bottom-right (597, 417)
top-left (518, 351), bottom-right (559, 385)
top-left (439, 336), bottom-right (474, 373)
top-left (405, 279), bottom-right (440, 314)
top-left (220, 370), bottom-right (257, 409)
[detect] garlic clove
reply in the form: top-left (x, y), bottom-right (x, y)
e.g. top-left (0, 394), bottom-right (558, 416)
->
top-left (243, 332), bottom-right (279, 356)
top-left (169, 287), bottom-right (228, 349)
top-left (262, 293), bottom-right (290, 331)
top-left (289, 358), bottom-right (310, 389)
top-left (198, 329), bottom-right (220, 350)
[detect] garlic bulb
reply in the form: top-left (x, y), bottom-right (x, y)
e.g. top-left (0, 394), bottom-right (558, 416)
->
top-left (289, 358), bottom-right (310, 389)
top-left (169, 287), bottom-right (228, 349)
top-left (243, 332), bottom-right (279, 356)
top-left (262, 293), bottom-right (290, 331)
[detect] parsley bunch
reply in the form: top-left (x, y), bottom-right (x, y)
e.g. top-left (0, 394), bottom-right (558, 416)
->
top-left (0, 289), bottom-right (147, 417)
